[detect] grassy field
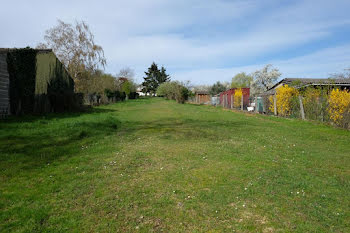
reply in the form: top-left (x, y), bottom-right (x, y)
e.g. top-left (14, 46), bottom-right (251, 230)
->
top-left (1, 98), bottom-right (349, 232)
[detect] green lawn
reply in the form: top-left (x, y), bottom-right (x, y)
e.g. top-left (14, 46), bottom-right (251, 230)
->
top-left (1, 98), bottom-right (349, 232)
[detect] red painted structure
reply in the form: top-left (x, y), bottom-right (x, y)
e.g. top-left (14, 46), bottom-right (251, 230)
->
top-left (219, 88), bottom-right (250, 109)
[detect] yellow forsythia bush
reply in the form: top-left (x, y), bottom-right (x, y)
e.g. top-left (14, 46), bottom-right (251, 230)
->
top-left (269, 85), bottom-right (298, 116)
top-left (268, 95), bottom-right (274, 113)
top-left (234, 88), bottom-right (243, 108)
top-left (303, 88), bottom-right (321, 120)
top-left (328, 89), bottom-right (350, 124)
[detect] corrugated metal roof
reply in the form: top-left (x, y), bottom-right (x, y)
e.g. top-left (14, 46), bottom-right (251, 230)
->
top-left (195, 91), bottom-right (209, 95)
top-left (0, 48), bottom-right (52, 54)
top-left (268, 78), bottom-right (350, 91)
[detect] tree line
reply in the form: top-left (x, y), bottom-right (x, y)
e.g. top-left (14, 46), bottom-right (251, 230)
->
top-left (198, 64), bottom-right (350, 97)
top-left (37, 19), bottom-right (179, 104)
top-left (192, 64), bottom-right (281, 96)
top-left (37, 19), bottom-right (349, 105)
top-left (37, 20), bottom-right (141, 104)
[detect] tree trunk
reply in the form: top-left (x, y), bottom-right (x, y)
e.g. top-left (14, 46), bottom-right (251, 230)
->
top-left (299, 96), bottom-right (305, 120)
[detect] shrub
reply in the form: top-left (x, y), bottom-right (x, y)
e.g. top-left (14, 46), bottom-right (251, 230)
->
top-left (129, 92), bottom-right (139, 99)
top-left (175, 86), bottom-right (189, 104)
top-left (289, 95), bottom-right (301, 118)
top-left (121, 81), bottom-right (131, 99)
top-left (303, 88), bottom-right (321, 120)
top-left (233, 88), bottom-right (243, 108)
top-left (156, 81), bottom-right (190, 104)
top-left (104, 89), bottom-right (114, 98)
top-left (328, 89), bottom-right (350, 127)
top-left (157, 82), bottom-right (177, 100)
top-left (262, 95), bottom-right (273, 114)
top-left (269, 85), bottom-right (299, 117)
top-left (301, 87), bottom-right (329, 121)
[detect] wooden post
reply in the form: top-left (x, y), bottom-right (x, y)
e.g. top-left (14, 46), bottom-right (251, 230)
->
top-left (223, 95), bottom-right (225, 108)
top-left (299, 95), bottom-right (305, 120)
top-left (262, 97), bottom-right (266, 113)
top-left (254, 97), bottom-right (258, 113)
top-left (226, 94), bottom-right (230, 108)
top-left (241, 95), bottom-right (244, 111)
top-left (273, 95), bottom-right (277, 115)
top-left (231, 94), bottom-right (233, 109)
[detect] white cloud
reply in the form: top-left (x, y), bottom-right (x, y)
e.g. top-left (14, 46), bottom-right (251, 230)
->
top-left (173, 44), bottom-right (350, 85)
top-left (0, 0), bottom-right (350, 84)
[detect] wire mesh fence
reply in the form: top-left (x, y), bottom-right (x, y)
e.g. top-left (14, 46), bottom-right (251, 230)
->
top-left (266, 87), bottom-right (350, 129)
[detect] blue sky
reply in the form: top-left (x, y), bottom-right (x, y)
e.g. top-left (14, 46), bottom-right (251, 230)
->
top-left (1, 0), bottom-right (350, 85)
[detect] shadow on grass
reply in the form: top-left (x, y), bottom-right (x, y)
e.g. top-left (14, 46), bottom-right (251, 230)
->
top-left (0, 101), bottom-right (265, 171)
top-left (0, 107), bottom-right (118, 124)
top-left (118, 116), bottom-right (250, 141)
top-left (0, 112), bottom-right (121, 171)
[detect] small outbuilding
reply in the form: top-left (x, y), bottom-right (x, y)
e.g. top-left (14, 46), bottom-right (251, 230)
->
top-left (0, 48), bottom-right (81, 116)
top-left (219, 88), bottom-right (250, 110)
top-left (268, 78), bottom-right (350, 93)
top-left (195, 91), bottom-right (211, 104)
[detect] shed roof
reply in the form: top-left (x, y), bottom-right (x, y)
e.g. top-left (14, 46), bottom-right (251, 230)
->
top-left (195, 91), bottom-right (209, 95)
top-left (0, 48), bottom-right (52, 54)
top-left (268, 78), bottom-right (350, 91)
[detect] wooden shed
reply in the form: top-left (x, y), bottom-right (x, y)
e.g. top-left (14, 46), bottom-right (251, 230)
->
top-left (195, 91), bottom-right (211, 104)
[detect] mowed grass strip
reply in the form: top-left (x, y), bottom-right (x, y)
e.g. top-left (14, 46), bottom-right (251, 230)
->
top-left (0, 98), bottom-right (349, 232)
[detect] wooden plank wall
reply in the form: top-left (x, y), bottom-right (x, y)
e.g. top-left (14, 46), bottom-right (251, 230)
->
top-left (0, 53), bottom-right (10, 116)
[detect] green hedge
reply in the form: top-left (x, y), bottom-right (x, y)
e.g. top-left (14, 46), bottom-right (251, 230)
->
top-left (6, 48), bottom-right (82, 115)
top-left (7, 48), bottom-right (37, 115)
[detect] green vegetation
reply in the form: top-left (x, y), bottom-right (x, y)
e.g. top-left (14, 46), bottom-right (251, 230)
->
top-left (7, 48), bottom-right (37, 114)
top-left (231, 72), bottom-right (252, 88)
top-left (1, 98), bottom-right (349, 232)
top-left (142, 62), bottom-right (170, 95)
top-left (157, 81), bottom-right (190, 103)
top-left (209, 81), bottom-right (228, 95)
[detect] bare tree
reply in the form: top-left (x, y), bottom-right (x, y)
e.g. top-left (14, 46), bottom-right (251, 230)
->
top-left (251, 64), bottom-right (281, 95)
top-left (192, 85), bottom-right (211, 93)
top-left (37, 19), bottom-right (106, 83)
top-left (329, 68), bottom-right (350, 79)
top-left (117, 67), bottom-right (135, 79)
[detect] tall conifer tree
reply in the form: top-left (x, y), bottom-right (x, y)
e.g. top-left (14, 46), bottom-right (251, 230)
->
top-left (142, 62), bottom-right (170, 95)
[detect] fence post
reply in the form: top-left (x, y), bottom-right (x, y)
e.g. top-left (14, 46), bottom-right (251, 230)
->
top-left (227, 94), bottom-right (229, 108)
top-left (299, 95), bottom-right (305, 120)
top-left (273, 95), bottom-right (277, 115)
top-left (254, 97), bottom-right (258, 113)
top-left (231, 94), bottom-right (233, 109)
top-left (241, 95), bottom-right (244, 111)
top-left (224, 94), bottom-right (226, 108)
